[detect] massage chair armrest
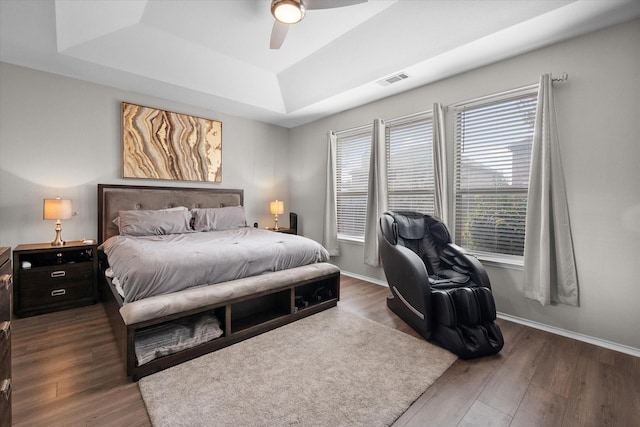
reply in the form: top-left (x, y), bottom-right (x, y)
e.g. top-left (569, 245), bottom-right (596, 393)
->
top-left (446, 243), bottom-right (491, 289)
top-left (379, 238), bottom-right (432, 315)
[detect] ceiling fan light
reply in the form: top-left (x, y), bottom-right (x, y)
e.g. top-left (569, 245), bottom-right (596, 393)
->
top-left (272, 0), bottom-right (305, 24)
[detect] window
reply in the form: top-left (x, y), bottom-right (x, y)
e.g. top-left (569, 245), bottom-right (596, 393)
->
top-left (453, 87), bottom-right (537, 260)
top-left (386, 114), bottom-right (435, 214)
top-left (336, 127), bottom-right (372, 239)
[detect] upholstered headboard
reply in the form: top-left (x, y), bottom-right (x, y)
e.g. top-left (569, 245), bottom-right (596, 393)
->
top-left (98, 184), bottom-right (244, 244)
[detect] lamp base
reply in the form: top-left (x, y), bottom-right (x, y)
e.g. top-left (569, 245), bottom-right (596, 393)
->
top-left (51, 222), bottom-right (66, 246)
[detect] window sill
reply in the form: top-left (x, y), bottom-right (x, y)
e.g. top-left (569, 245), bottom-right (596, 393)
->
top-left (472, 253), bottom-right (524, 271)
top-left (334, 237), bottom-right (522, 270)
top-left (338, 235), bottom-right (364, 245)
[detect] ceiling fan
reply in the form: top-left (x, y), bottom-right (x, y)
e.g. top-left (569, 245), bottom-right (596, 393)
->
top-left (270, 0), bottom-right (368, 49)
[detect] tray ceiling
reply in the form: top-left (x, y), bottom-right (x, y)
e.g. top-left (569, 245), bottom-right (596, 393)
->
top-left (1, 0), bottom-right (639, 127)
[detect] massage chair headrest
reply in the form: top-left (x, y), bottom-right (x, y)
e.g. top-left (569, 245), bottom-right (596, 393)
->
top-left (381, 211), bottom-right (451, 246)
top-left (425, 216), bottom-right (452, 245)
top-left (392, 211), bottom-right (427, 241)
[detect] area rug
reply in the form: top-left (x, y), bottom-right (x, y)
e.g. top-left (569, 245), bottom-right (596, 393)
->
top-left (139, 307), bottom-right (457, 427)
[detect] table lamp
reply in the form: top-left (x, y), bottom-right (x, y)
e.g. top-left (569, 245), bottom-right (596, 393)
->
top-left (43, 197), bottom-right (73, 246)
top-left (270, 200), bottom-right (284, 230)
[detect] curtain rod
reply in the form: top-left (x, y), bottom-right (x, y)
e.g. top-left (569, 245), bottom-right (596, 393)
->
top-left (451, 72), bottom-right (569, 109)
top-left (336, 73), bottom-right (570, 127)
top-left (334, 123), bottom-right (371, 136)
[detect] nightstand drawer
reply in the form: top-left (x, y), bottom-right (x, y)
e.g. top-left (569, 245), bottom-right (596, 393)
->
top-left (19, 280), bottom-right (93, 309)
top-left (19, 247), bottom-right (93, 268)
top-left (0, 290), bottom-right (8, 324)
top-left (0, 328), bottom-right (9, 363)
top-left (20, 263), bottom-right (92, 288)
top-left (0, 321), bottom-right (9, 351)
top-left (0, 280), bottom-right (9, 324)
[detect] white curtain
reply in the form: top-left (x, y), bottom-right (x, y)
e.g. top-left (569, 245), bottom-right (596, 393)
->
top-left (322, 131), bottom-right (340, 256)
top-left (432, 102), bottom-right (449, 225)
top-left (523, 74), bottom-right (579, 306)
top-left (364, 119), bottom-right (388, 266)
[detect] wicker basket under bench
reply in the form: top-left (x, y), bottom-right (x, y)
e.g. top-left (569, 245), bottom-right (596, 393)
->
top-left (100, 262), bottom-right (340, 381)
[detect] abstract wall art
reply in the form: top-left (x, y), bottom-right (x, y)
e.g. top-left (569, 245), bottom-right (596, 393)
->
top-left (122, 102), bottom-right (222, 182)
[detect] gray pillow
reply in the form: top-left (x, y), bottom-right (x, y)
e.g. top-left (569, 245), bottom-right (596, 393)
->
top-left (113, 206), bottom-right (187, 229)
top-left (118, 208), bottom-right (192, 236)
top-left (191, 206), bottom-right (246, 232)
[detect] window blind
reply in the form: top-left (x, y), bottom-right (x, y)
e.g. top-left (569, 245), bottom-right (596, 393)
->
top-left (386, 114), bottom-right (435, 214)
top-left (336, 127), bottom-right (372, 239)
top-left (453, 88), bottom-right (537, 258)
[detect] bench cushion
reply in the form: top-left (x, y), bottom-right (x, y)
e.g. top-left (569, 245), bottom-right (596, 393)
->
top-left (119, 263), bottom-right (340, 325)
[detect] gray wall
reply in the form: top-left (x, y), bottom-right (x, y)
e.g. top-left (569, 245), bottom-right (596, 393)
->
top-left (290, 19), bottom-right (640, 351)
top-left (0, 63), bottom-right (291, 249)
top-left (1, 20), bottom-right (638, 352)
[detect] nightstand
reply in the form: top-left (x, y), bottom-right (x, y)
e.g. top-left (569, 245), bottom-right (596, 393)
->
top-left (266, 212), bottom-right (298, 235)
top-left (12, 241), bottom-right (98, 317)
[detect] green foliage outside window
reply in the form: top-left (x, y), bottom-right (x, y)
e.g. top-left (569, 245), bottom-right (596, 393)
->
top-left (458, 194), bottom-right (527, 256)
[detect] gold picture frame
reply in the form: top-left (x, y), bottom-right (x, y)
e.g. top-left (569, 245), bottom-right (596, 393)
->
top-left (122, 102), bottom-right (222, 182)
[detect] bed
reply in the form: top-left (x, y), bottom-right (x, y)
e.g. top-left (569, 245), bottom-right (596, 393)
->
top-left (98, 184), bottom-right (340, 380)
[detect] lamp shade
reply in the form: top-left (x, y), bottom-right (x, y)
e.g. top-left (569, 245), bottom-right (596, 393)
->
top-left (43, 198), bottom-right (73, 220)
top-left (270, 200), bottom-right (284, 215)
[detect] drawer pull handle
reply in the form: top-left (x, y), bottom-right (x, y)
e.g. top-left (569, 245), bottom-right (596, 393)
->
top-left (0, 378), bottom-right (11, 401)
top-left (51, 289), bottom-right (66, 297)
top-left (0, 321), bottom-right (9, 340)
top-left (0, 274), bottom-right (11, 290)
top-left (51, 271), bottom-right (66, 278)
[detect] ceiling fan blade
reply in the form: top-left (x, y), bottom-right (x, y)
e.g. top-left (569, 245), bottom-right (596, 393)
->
top-left (270, 20), bottom-right (289, 49)
top-left (305, 0), bottom-right (367, 10)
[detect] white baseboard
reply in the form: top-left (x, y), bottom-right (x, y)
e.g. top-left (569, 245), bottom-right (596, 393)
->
top-left (340, 270), bottom-right (388, 287)
top-left (340, 270), bottom-right (640, 358)
top-left (496, 312), bottom-right (640, 358)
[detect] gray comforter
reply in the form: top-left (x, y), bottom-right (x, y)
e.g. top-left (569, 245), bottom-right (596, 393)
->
top-left (100, 227), bottom-right (330, 303)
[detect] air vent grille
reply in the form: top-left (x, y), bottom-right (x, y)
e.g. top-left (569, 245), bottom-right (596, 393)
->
top-left (377, 72), bottom-right (410, 86)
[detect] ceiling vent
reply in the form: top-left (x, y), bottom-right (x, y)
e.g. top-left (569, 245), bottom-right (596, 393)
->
top-left (377, 72), bottom-right (410, 86)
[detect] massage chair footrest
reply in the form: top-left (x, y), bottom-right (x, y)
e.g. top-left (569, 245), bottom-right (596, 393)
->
top-left (431, 286), bottom-right (504, 358)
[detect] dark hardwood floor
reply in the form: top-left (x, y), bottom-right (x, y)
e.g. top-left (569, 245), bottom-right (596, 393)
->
top-left (11, 275), bottom-right (639, 426)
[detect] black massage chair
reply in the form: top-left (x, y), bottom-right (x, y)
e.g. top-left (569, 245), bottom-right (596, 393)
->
top-left (378, 211), bottom-right (504, 358)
